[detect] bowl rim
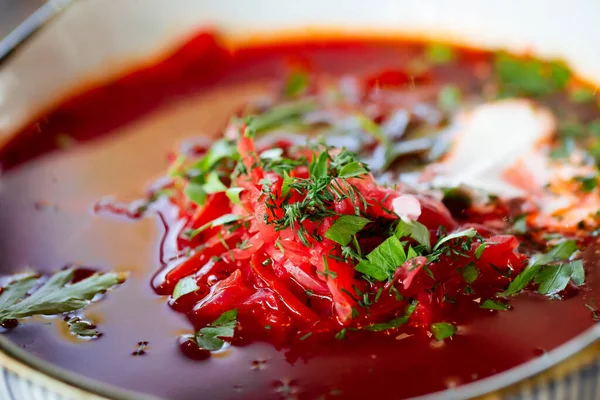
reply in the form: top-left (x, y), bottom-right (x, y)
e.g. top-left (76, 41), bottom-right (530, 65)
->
top-left (1, 323), bottom-right (600, 400)
top-left (1, 3), bottom-right (600, 400)
top-left (0, 0), bottom-right (73, 64)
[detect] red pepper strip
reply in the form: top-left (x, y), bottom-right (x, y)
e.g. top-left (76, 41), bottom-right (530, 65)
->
top-left (250, 254), bottom-right (319, 325)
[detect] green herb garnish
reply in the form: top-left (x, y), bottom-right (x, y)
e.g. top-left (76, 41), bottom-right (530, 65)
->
top-left (364, 301), bottom-right (418, 331)
top-left (433, 228), bottom-right (477, 251)
top-left (494, 52), bottom-right (571, 98)
top-left (172, 277), bottom-right (199, 300)
top-left (574, 175), bottom-right (598, 193)
top-left (188, 139), bottom-right (237, 175)
top-left (335, 328), bottom-right (347, 340)
top-left (430, 322), bottom-right (456, 340)
top-left (245, 99), bottom-right (317, 135)
top-left (187, 214), bottom-right (242, 239)
top-left (0, 268), bottom-right (125, 324)
top-left (325, 215), bottom-right (371, 246)
top-left (535, 260), bottom-right (584, 295)
top-left (569, 87), bottom-right (596, 104)
top-left (285, 71), bottom-right (309, 97)
top-left (355, 236), bottom-right (407, 281)
top-left (338, 162), bottom-right (369, 178)
top-left (194, 309), bottom-right (238, 351)
top-left (202, 172), bottom-right (228, 194)
top-left (396, 219), bottom-right (432, 251)
top-left (225, 187), bottom-right (244, 205)
top-left (184, 182), bottom-right (207, 206)
top-left (66, 316), bottom-right (100, 338)
top-left (474, 243), bottom-right (486, 260)
top-left (462, 262), bottom-right (480, 284)
top-left (425, 43), bottom-right (457, 65)
top-left (500, 241), bottom-right (579, 296)
top-left (480, 299), bottom-right (510, 311)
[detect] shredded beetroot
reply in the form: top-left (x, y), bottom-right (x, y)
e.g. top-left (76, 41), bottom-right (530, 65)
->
top-left (102, 69), bottom-right (583, 354)
top-left (148, 125), bottom-right (528, 348)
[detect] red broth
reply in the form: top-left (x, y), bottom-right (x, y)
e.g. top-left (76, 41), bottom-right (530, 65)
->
top-left (1, 32), bottom-right (599, 400)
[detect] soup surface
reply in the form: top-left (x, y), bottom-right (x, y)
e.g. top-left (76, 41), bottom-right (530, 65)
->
top-left (1, 32), bottom-right (600, 400)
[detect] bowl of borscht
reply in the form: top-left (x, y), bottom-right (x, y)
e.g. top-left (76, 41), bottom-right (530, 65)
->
top-left (1, 1), bottom-right (600, 399)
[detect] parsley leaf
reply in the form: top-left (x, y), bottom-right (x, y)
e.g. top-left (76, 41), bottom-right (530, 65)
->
top-left (535, 260), bottom-right (584, 295)
top-left (430, 322), bottom-right (456, 340)
top-left (571, 260), bottom-right (585, 286)
top-left (480, 299), bottom-right (510, 311)
top-left (539, 240), bottom-right (578, 263)
top-left (285, 71), bottom-right (309, 97)
top-left (494, 52), bottom-right (571, 98)
top-left (425, 43), bottom-right (457, 65)
top-left (188, 214), bottom-right (242, 239)
top-left (0, 268), bottom-right (125, 323)
top-left (569, 87), bottom-right (596, 104)
top-left (574, 175), bottom-right (598, 193)
top-left (66, 316), bottom-right (100, 338)
top-left (325, 215), bottom-right (371, 246)
top-left (396, 219), bottom-right (431, 251)
top-left (225, 187), bottom-right (244, 205)
top-left (168, 155), bottom-right (188, 177)
top-left (188, 139), bottom-right (237, 174)
top-left (309, 151), bottom-right (329, 180)
top-left (433, 228), bottom-right (477, 251)
top-left (512, 214), bottom-right (528, 234)
top-left (500, 262), bottom-right (541, 297)
top-left (246, 99), bottom-right (317, 134)
top-left (364, 301), bottom-right (418, 331)
top-left (203, 172), bottom-right (227, 194)
top-left (338, 162), bottom-right (369, 178)
top-left (280, 171), bottom-right (295, 197)
top-left (355, 236), bottom-right (407, 281)
top-left (462, 262), bottom-right (479, 284)
top-left (194, 309), bottom-right (238, 351)
top-left (0, 275), bottom-right (37, 310)
top-left (172, 277), bottom-right (199, 300)
top-left (335, 328), bottom-right (347, 340)
top-left (184, 182), bottom-right (207, 206)
top-left (474, 243), bottom-right (486, 260)
top-left (500, 241), bottom-right (578, 296)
